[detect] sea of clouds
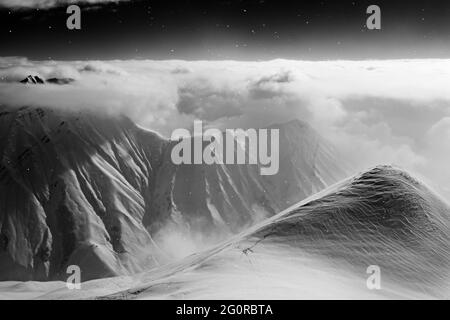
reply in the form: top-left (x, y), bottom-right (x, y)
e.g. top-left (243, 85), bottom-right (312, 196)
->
top-left (1, 57), bottom-right (450, 199)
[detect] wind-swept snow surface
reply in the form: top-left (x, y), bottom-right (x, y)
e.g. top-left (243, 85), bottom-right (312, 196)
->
top-left (9, 166), bottom-right (447, 300)
top-left (100, 166), bottom-right (450, 299)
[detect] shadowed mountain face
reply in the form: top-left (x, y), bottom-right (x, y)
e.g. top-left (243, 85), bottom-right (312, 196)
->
top-left (0, 106), bottom-right (168, 281)
top-left (147, 119), bottom-right (350, 237)
top-left (0, 106), bottom-right (348, 281)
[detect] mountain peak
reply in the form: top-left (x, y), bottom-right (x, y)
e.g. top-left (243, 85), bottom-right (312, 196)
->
top-left (46, 77), bottom-right (76, 85)
top-left (19, 75), bottom-right (76, 85)
top-left (20, 75), bottom-right (45, 85)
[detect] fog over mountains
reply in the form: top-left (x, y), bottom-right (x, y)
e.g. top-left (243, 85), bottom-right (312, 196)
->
top-left (0, 58), bottom-right (449, 300)
top-left (0, 105), bottom-right (349, 281)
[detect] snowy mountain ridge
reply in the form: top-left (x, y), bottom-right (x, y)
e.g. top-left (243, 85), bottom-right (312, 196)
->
top-left (0, 105), bottom-right (349, 281)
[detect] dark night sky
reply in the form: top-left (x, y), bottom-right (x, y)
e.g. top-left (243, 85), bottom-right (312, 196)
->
top-left (1, 0), bottom-right (450, 60)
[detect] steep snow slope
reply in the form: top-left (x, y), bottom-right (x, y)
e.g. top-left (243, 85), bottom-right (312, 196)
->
top-left (0, 106), bottom-right (348, 281)
top-left (0, 106), bottom-right (167, 281)
top-left (1, 167), bottom-right (447, 299)
top-left (146, 119), bottom-right (350, 237)
top-left (62, 165), bottom-right (447, 300)
top-left (263, 120), bottom-right (349, 206)
top-left (247, 165), bottom-right (450, 297)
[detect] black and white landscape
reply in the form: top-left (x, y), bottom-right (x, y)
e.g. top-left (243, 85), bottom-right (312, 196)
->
top-left (0, 0), bottom-right (449, 300)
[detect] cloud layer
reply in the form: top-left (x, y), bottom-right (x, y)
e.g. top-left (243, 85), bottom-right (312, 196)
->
top-left (1, 57), bottom-right (450, 200)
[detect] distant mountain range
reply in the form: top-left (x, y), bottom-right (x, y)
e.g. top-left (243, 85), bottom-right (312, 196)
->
top-left (19, 75), bottom-right (75, 85)
top-left (0, 105), bottom-right (349, 281)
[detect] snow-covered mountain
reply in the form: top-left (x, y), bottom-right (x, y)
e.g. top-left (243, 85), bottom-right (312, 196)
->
top-left (148, 119), bottom-right (350, 237)
top-left (18, 75), bottom-right (75, 85)
top-left (0, 106), bottom-right (168, 281)
top-left (45, 78), bottom-right (76, 85)
top-left (20, 166), bottom-right (449, 299)
top-left (0, 106), bottom-right (349, 281)
top-left (19, 75), bottom-right (45, 85)
top-left (97, 166), bottom-right (450, 300)
top-left (247, 165), bottom-right (450, 297)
